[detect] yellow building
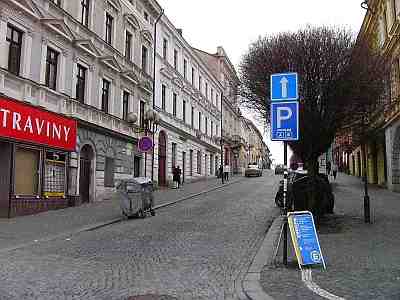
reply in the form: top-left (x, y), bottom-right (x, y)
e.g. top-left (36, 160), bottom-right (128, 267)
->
top-left (335, 0), bottom-right (400, 190)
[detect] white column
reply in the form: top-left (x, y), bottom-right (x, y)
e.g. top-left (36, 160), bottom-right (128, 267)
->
top-left (22, 30), bottom-right (33, 78)
top-left (58, 49), bottom-right (68, 94)
top-left (39, 38), bottom-right (48, 84)
top-left (87, 64), bottom-right (95, 106)
top-left (0, 16), bottom-right (8, 69)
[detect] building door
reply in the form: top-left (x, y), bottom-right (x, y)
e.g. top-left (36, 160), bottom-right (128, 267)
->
top-left (0, 142), bottom-right (12, 217)
top-left (182, 152), bottom-right (186, 183)
top-left (80, 145), bottom-right (93, 203)
top-left (158, 131), bottom-right (167, 186)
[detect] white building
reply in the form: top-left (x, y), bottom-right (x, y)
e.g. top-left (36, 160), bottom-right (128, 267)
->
top-left (152, 17), bottom-right (223, 185)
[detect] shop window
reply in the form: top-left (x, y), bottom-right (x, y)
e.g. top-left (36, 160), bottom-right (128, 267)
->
top-left (15, 147), bottom-right (40, 195)
top-left (44, 151), bottom-right (66, 197)
top-left (104, 157), bottom-right (115, 187)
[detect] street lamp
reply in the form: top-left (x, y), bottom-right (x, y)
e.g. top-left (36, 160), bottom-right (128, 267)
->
top-left (144, 108), bottom-right (161, 182)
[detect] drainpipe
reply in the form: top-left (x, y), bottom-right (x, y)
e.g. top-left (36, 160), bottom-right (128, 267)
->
top-left (151, 8), bottom-right (164, 183)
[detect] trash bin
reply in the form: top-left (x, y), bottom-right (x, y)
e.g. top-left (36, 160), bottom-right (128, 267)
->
top-left (117, 177), bottom-right (155, 219)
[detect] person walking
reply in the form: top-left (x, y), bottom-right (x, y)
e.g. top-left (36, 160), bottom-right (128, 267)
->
top-left (332, 163), bottom-right (338, 180)
top-left (172, 166), bottom-right (178, 189)
top-left (326, 161), bottom-right (332, 177)
top-left (224, 164), bottom-right (230, 181)
top-left (177, 165), bottom-right (182, 189)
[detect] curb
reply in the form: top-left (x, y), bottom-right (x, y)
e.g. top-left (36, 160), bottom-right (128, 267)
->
top-left (242, 215), bottom-right (284, 300)
top-left (0, 177), bottom-right (244, 254)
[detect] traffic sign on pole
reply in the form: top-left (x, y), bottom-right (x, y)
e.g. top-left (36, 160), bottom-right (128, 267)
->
top-left (270, 72), bottom-right (298, 101)
top-left (271, 102), bottom-right (299, 141)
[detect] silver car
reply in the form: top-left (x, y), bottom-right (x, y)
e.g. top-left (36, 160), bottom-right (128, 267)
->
top-left (245, 164), bottom-right (263, 177)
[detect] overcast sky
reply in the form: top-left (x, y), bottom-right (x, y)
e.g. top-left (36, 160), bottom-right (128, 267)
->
top-left (156, 0), bottom-right (366, 165)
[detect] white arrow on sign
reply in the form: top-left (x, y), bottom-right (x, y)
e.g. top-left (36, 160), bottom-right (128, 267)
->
top-left (280, 76), bottom-right (288, 98)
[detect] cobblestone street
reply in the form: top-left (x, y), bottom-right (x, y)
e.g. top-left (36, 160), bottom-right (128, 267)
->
top-left (0, 172), bottom-right (279, 300)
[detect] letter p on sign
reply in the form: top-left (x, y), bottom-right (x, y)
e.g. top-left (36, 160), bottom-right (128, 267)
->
top-left (277, 107), bottom-right (292, 128)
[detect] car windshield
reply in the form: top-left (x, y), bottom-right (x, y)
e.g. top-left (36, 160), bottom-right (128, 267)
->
top-left (248, 165), bottom-right (258, 169)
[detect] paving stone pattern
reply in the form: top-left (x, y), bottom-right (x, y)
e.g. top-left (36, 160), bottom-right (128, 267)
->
top-left (0, 176), bottom-right (241, 251)
top-left (0, 172), bottom-right (280, 300)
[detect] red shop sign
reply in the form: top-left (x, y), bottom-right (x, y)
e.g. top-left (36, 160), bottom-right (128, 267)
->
top-left (0, 97), bottom-right (77, 151)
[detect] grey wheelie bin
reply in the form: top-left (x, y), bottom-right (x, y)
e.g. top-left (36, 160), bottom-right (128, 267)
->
top-left (117, 177), bottom-right (155, 218)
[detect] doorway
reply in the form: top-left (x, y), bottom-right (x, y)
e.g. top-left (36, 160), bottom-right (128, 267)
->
top-left (79, 144), bottom-right (94, 203)
top-left (0, 142), bottom-right (12, 217)
top-left (158, 131), bottom-right (167, 186)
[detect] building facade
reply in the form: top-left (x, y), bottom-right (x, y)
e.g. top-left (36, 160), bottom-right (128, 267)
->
top-left (152, 17), bottom-right (222, 186)
top-left (0, 0), bottom-right (161, 216)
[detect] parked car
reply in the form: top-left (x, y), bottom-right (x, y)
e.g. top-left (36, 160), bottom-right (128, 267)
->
top-left (274, 164), bottom-right (285, 175)
top-left (245, 164), bottom-right (263, 177)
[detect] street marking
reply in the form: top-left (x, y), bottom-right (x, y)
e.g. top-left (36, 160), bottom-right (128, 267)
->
top-left (301, 269), bottom-right (346, 300)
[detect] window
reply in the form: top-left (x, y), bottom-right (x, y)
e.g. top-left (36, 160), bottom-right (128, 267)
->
top-left (15, 147), bottom-right (40, 195)
top-left (101, 79), bottom-right (110, 113)
top-left (134, 156), bottom-right (141, 177)
top-left (174, 49), bottom-right (178, 70)
top-left (125, 31), bottom-right (132, 60)
top-left (76, 64), bottom-right (87, 103)
top-left (122, 91), bottom-right (129, 121)
top-left (191, 67), bottom-right (195, 85)
top-left (105, 13), bottom-right (113, 45)
top-left (205, 82), bottom-right (208, 99)
top-left (45, 47), bottom-right (59, 90)
top-left (44, 151), bottom-right (66, 197)
top-left (172, 143), bottom-right (177, 168)
top-left (211, 121), bottom-right (214, 138)
top-left (173, 93), bottom-right (177, 117)
top-left (205, 117), bottom-right (208, 136)
top-left (198, 111), bottom-right (202, 131)
top-left (189, 149), bottom-right (193, 176)
top-left (6, 24), bottom-right (23, 76)
top-left (161, 84), bottom-right (166, 110)
top-left (216, 125), bottom-right (219, 137)
top-left (191, 106), bottom-right (194, 128)
top-left (140, 100), bottom-right (145, 128)
top-left (162, 38), bottom-right (168, 59)
top-left (183, 100), bottom-right (186, 123)
top-left (197, 150), bottom-right (201, 174)
top-left (199, 75), bottom-right (202, 92)
top-left (104, 157), bottom-right (115, 187)
top-left (81, 0), bottom-right (90, 27)
top-left (144, 11), bottom-right (149, 21)
top-left (211, 89), bottom-right (214, 104)
top-left (141, 45), bottom-right (148, 73)
top-left (183, 59), bottom-right (187, 79)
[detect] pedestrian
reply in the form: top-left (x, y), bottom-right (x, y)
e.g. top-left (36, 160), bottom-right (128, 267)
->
top-left (218, 165), bottom-right (223, 178)
top-left (326, 161), bottom-right (331, 176)
top-left (177, 165), bottom-right (182, 188)
top-left (224, 164), bottom-right (230, 181)
top-left (172, 166), bottom-right (178, 189)
top-left (332, 163), bottom-right (338, 180)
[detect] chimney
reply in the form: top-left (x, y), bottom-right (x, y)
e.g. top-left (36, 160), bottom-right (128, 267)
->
top-left (177, 28), bottom-right (183, 36)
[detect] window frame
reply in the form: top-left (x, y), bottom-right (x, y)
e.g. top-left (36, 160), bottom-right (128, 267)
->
top-left (141, 45), bottom-right (148, 73)
top-left (172, 92), bottom-right (177, 117)
top-left (122, 90), bottom-right (130, 121)
top-left (80, 0), bottom-right (90, 27)
top-left (76, 63), bottom-right (87, 104)
top-left (105, 13), bottom-right (114, 45)
top-left (101, 78), bottom-right (111, 113)
top-left (45, 47), bottom-right (59, 91)
top-left (139, 100), bottom-right (146, 128)
top-left (182, 100), bottom-right (186, 123)
top-left (161, 84), bottom-right (166, 110)
top-left (6, 24), bottom-right (23, 76)
top-left (162, 38), bottom-right (168, 60)
top-left (125, 30), bottom-right (133, 61)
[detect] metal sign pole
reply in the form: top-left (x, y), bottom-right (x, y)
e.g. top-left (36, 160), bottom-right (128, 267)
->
top-left (283, 141), bottom-right (288, 265)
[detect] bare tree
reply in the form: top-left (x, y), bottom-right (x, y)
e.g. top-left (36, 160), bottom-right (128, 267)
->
top-left (239, 25), bottom-right (389, 215)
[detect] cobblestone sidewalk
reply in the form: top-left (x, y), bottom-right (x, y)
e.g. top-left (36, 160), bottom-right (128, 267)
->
top-left (0, 176), bottom-right (243, 251)
top-left (260, 173), bottom-right (400, 300)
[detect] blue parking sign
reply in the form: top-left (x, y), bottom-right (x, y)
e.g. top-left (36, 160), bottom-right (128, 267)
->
top-left (271, 102), bottom-right (299, 141)
top-left (271, 73), bottom-right (298, 101)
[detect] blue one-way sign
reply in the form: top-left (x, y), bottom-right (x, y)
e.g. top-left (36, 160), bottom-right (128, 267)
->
top-left (271, 72), bottom-right (298, 101)
top-left (271, 102), bottom-right (299, 141)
